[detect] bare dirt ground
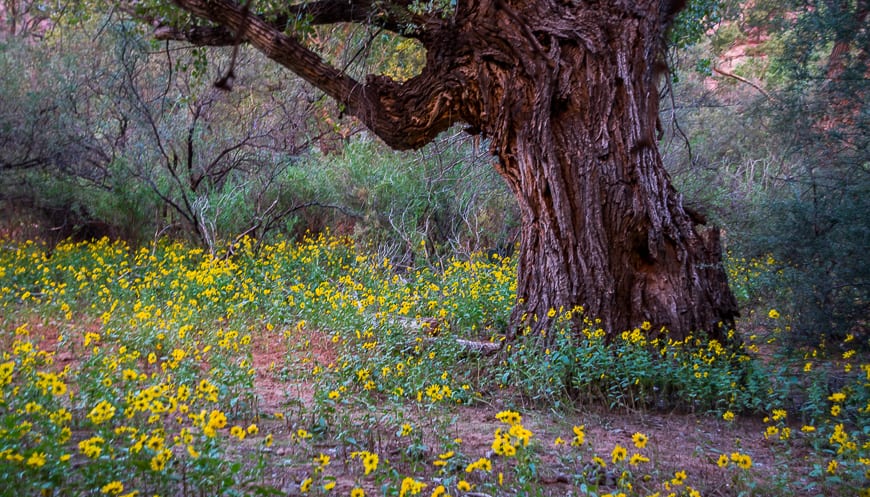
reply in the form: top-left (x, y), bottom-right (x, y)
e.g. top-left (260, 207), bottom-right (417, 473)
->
top-left (241, 326), bottom-right (797, 497)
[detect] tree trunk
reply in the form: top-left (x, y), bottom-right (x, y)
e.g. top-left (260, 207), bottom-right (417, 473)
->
top-left (162, 0), bottom-right (739, 341)
top-left (468, 2), bottom-right (738, 341)
top-left (502, 126), bottom-right (738, 341)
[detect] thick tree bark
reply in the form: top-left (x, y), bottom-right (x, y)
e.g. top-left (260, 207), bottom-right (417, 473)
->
top-left (453, 1), bottom-right (739, 340)
top-left (163, 0), bottom-right (738, 341)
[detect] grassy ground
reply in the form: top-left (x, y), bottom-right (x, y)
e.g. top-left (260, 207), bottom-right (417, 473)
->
top-left (0, 235), bottom-right (867, 496)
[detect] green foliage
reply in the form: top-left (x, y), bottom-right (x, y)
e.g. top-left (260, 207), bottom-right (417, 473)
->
top-left (297, 138), bottom-right (516, 264)
top-left (663, 0), bottom-right (868, 344)
top-left (755, 172), bottom-right (869, 341)
top-left (753, 0), bottom-right (868, 340)
top-left (670, 0), bottom-right (734, 49)
top-left (497, 314), bottom-right (775, 414)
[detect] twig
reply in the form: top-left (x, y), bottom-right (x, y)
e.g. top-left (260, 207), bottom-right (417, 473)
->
top-left (712, 66), bottom-right (776, 102)
top-left (215, 0), bottom-right (254, 90)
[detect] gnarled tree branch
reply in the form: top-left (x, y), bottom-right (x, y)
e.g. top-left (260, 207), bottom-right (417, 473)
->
top-left (170, 0), bottom-right (467, 150)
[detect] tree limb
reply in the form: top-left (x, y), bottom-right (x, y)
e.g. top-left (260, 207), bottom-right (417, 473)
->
top-left (170, 0), bottom-right (467, 150)
top-left (712, 66), bottom-right (776, 102)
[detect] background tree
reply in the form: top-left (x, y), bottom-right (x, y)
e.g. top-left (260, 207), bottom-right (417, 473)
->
top-left (132, 0), bottom-right (739, 341)
top-left (661, 0), bottom-right (868, 342)
top-left (731, 0), bottom-right (868, 340)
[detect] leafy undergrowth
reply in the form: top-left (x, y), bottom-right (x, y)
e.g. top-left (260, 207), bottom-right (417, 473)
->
top-left (0, 235), bottom-right (867, 496)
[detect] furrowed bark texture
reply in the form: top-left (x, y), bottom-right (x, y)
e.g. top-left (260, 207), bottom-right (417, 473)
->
top-left (460, 1), bottom-right (739, 340)
top-left (168, 0), bottom-right (738, 341)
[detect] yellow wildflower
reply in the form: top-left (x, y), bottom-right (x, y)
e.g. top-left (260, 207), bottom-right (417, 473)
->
top-left (230, 425), bottom-right (246, 440)
top-left (632, 432), bottom-right (648, 449)
top-left (611, 444), bottom-right (627, 463)
top-left (87, 400), bottom-right (116, 425)
top-left (101, 481), bottom-right (124, 495)
top-left (26, 452), bottom-right (47, 468)
top-left (571, 425), bottom-right (586, 446)
top-left (300, 477), bottom-right (312, 493)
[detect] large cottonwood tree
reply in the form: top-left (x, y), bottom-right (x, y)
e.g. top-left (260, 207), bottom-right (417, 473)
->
top-left (150, 0), bottom-right (739, 341)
